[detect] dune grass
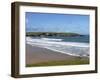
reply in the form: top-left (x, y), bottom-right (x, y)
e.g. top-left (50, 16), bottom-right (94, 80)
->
top-left (26, 58), bottom-right (89, 67)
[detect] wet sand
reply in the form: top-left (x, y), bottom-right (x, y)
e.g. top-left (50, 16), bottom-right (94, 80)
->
top-left (26, 44), bottom-right (86, 65)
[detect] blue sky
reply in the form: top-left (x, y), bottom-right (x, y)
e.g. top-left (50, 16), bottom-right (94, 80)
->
top-left (26, 12), bottom-right (90, 35)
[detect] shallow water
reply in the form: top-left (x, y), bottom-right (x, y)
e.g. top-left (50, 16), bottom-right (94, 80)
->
top-left (26, 36), bottom-right (89, 57)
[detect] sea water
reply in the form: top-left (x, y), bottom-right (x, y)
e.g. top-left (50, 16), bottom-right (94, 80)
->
top-left (26, 35), bottom-right (89, 57)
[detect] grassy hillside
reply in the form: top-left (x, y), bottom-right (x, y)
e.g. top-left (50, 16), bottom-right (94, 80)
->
top-left (26, 32), bottom-right (81, 37)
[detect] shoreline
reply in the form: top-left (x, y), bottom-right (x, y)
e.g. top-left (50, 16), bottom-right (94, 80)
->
top-left (26, 37), bottom-right (89, 47)
top-left (26, 44), bottom-right (89, 66)
top-left (26, 37), bottom-right (89, 57)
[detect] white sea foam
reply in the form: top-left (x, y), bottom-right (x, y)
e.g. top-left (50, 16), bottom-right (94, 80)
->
top-left (26, 37), bottom-right (89, 57)
top-left (41, 38), bottom-right (62, 41)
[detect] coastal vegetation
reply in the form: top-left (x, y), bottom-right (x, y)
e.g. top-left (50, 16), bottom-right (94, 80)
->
top-left (26, 32), bottom-right (81, 37)
top-left (26, 58), bottom-right (89, 67)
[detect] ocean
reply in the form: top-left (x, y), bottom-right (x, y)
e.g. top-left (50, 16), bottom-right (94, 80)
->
top-left (26, 35), bottom-right (89, 57)
top-left (41, 35), bottom-right (89, 43)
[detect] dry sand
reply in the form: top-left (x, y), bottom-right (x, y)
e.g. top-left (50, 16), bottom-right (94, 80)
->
top-left (26, 44), bottom-right (82, 65)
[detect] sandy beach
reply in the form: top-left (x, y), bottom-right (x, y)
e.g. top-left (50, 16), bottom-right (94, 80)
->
top-left (26, 44), bottom-right (88, 65)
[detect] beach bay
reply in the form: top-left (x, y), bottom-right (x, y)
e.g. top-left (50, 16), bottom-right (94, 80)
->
top-left (26, 44), bottom-right (89, 67)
